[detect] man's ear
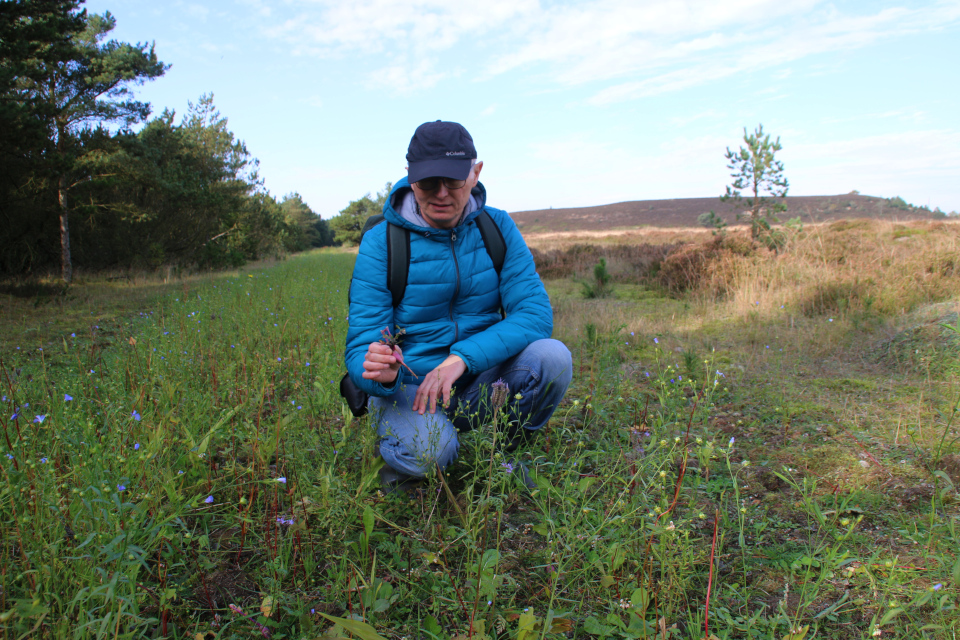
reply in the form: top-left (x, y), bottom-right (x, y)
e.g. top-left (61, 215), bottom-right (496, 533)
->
top-left (472, 161), bottom-right (483, 184)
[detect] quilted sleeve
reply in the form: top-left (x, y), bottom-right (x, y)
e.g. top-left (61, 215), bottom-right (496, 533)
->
top-left (344, 225), bottom-right (403, 397)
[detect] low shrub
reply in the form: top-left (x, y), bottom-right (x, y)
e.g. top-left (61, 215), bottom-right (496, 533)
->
top-left (657, 234), bottom-right (761, 297)
top-left (531, 242), bottom-right (678, 282)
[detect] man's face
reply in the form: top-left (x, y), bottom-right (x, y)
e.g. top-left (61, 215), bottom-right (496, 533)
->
top-left (410, 161), bottom-right (483, 230)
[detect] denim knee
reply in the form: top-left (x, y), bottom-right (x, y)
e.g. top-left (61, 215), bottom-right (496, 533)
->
top-left (371, 386), bottom-right (460, 478)
top-left (532, 339), bottom-right (573, 386)
top-left (378, 433), bottom-right (459, 477)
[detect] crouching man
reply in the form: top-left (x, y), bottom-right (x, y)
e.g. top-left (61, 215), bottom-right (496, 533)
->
top-left (344, 120), bottom-right (572, 490)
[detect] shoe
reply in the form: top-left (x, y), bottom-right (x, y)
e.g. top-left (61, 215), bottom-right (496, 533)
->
top-left (379, 465), bottom-right (424, 495)
top-left (507, 457), bottom-right (538, 491)
top-left (504, 425), bottom-right (537, 453)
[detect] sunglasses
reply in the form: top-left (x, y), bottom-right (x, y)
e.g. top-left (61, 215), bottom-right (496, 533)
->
top-left (414, 176), bottom-right (468, 192)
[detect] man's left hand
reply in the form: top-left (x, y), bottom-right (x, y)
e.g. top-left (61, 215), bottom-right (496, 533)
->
top-left (412, 354), bottom-right (466, 415)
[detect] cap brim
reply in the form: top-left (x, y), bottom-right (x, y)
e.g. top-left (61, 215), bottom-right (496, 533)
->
top-left (408, 158), bottom-right (473, 184)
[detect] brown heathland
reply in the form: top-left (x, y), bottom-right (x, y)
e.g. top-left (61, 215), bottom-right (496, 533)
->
top-left (511, 193), bottom-right (936, 234)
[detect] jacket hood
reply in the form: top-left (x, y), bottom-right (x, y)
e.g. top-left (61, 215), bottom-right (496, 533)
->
top-left (383, 177), bottom-right (488, 235)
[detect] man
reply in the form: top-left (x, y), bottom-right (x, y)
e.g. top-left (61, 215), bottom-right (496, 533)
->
top-left (344, 120), bottom-right (572, 490)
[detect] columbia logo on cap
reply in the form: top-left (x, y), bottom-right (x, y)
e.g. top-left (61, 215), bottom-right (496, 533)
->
top-left (446, 151), bottom-right (466, 156)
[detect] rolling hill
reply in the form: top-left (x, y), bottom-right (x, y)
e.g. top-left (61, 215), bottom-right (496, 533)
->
top-left (510, 193), bottom-right (941, 233)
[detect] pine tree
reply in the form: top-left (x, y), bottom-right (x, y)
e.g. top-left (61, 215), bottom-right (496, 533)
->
top-left (721, 125), bottom-right (789, 240)
top-left (12, 4), bottom-right (166, 281)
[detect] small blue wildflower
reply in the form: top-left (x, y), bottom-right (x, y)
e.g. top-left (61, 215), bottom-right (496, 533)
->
top-left (728, 437), bottom-right (735, 446)
top-left (34, 415), bottom-right (46, 424)
top-left (134, 443), bottom-right (140, 451)
top-left (117, 484), bottom-right (126, 492)
top-left (177, 470), bottom-right (184, 475)
top-left (934, 583), bottom-right (943, 591)
top-left (654, 337), bottom-right (659, 344)
top-left (71, 333), bottom-right (76, 337)
top-left (501, 462), bottom-right (514, 473)
top-left (630, 332), bottom-right (634, 336)
top-left (40, 457), bottom-right (48, 463)
top-left (204, 495), bottom-right (214, 504)
top-left (277, 357), bottom-right (281, 362)
top-left (10, 412), bottom-right (19, 421)
top-left (131, 411), bottom-right (141, 421)
top-left (5, 454), bottom-right (12, 460)
top-left (276, 477), bottom-right (287, 484)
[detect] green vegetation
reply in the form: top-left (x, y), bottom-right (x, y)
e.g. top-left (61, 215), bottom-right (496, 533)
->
top-left (697, 211), bottom-right (728, 236)
top-left (580, 258), bottom-right (613, 299)
top-left (721, 125), bottom-right (789, 244)
top-left (2, 216), bottom-right (959, 638)
top-left (329, 183), bottom-right (392, 246)
top-left (0, 2), bottom-right (330, 279)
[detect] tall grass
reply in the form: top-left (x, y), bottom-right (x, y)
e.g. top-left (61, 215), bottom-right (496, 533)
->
top-left (1, 226), bottom-right (958, 639)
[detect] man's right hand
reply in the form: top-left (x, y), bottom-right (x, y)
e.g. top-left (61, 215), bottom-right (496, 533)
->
top-left (361, 342), bottom-right (402, 384)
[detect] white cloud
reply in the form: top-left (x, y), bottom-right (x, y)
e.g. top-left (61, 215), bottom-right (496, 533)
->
top-left (481, 104), bottom-right (498, 116)
top-left (263, 0), bottom-right (537, 57)
top-left (259, 0), bottom-right (960, 101)
top-left (787, 129), bottom-right (960, 199)
top-left (584, 3), bottom-right (960, 103)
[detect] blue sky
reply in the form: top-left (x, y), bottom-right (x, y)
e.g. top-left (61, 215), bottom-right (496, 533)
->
top-left (86, 0), bottom-right (960, 217)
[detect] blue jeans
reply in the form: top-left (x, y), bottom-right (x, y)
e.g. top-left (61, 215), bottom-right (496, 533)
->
top-left (370, 339), bottom-right (573, 478)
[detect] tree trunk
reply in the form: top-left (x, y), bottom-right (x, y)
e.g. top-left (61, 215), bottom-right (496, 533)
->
top-left (58, 173), bottom-right (72, 283)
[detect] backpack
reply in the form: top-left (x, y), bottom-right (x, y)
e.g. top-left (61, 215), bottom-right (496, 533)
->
top-left (352, 209), bottom-right (506, 306)
top-left (340, 209), bottom-right (507, 417)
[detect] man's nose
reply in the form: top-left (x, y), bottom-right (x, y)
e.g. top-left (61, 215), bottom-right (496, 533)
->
top-left (434, 183), bottom-right (450, 197)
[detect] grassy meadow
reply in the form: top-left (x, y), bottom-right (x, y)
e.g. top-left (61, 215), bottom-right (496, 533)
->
top-left (1, 218), bottom-right (959, 639)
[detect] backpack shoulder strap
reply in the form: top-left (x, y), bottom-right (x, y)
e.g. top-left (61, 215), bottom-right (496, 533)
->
top-left (360, 213), bottom-right (385, 237)
top-left (386, 222), bottom-right (410, 307)
top-left (373, 211), bottom-right (501, 309)
top-left (475, 210), bottom-right (506, 275)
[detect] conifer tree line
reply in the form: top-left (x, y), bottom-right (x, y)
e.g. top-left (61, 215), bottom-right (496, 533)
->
top-left (0, 0), bottom-right (334, 281)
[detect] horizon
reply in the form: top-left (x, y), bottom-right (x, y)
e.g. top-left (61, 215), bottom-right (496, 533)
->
top-left (84, 0), bottom-right (960, 217)
top-left (509, 190), bottom-right (952, 215)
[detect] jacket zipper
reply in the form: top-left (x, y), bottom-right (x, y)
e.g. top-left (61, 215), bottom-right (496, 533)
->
top-left (449, 231), bottom-right (460, 342)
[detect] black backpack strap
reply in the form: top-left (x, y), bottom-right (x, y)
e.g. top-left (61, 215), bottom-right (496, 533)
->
top-left (475, 210), bottom-right (506, 275)
top-left (360, 213), bottom-right (385, 237)
top-left (386, 222), bottom-right (410, 307)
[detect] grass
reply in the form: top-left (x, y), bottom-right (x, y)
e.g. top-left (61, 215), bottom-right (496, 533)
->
top-left (1, 220), bottom-right (959, 639)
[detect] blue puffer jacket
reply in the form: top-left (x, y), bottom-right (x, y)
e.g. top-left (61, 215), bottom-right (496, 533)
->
top-left (345, 178), bottom-right (554, 396)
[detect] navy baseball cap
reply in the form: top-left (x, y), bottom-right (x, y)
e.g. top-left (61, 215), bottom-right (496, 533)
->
top-left (406, 121), bottom-right (477, 184)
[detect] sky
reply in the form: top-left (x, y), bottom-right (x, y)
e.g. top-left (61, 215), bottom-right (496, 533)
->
top-left (84, 0), bottom-right (960, 217)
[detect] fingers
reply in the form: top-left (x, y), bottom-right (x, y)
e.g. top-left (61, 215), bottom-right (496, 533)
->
top-left (411, 368), bottom-right (455, 415)
top-left (362, 342), bottom-right (399, 382)
top-left (412, 375), bottom-right (435, 414)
